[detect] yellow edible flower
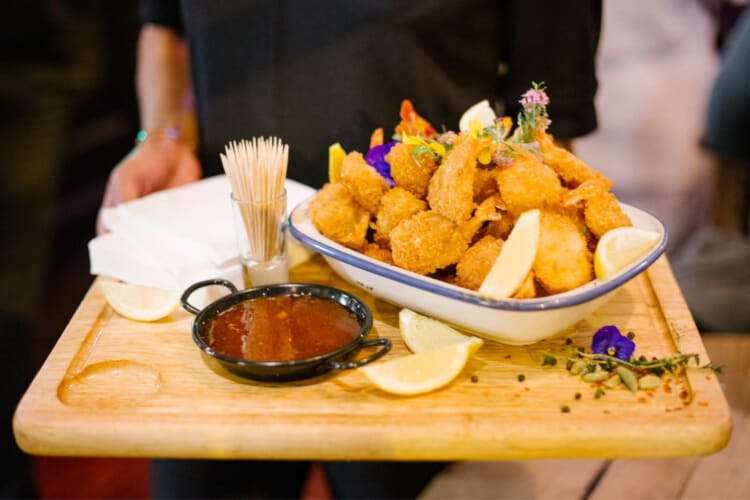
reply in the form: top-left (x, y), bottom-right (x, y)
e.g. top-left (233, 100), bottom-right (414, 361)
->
top-left (402, 132), bottom-right (446, 157)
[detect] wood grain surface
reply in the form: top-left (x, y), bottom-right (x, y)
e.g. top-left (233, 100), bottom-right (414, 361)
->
top-left (13, 254), bottom-right (731, 460)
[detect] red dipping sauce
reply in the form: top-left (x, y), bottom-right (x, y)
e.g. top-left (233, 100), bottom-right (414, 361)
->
top-left (204, 295), bottom-right (361, 362)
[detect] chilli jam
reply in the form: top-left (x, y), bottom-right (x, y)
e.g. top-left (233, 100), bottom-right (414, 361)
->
top-left (204, 295), bottom-right (360, 362)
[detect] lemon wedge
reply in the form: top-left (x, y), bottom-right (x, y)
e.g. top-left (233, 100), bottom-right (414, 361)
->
top-left (459, 99), bottom-right (496, 133)
top-left (478, 209), bottom-right (540, 300)
top-left (399, 308), bottom-right (478, 353)
top-left (360, 338), bottom-right (483, 396)
top-left (100, 281), bottom-right (180, 322)
top-left (328, 143), bottom-right (346, 183)
top-left (594, 227), bottom-right (661, 280)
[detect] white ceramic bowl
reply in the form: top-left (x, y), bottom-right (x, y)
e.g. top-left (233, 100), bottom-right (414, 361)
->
top-left (288, 199), bottom-right (667, 345)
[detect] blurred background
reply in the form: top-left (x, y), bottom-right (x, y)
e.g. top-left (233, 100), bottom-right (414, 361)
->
top-left (1, 0), bottom-right (747, 498)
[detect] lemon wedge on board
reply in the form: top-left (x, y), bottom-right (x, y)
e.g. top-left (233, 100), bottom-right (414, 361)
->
top-left (478, 208), bottom-right (540, 300)
top-left (594, 226), bottom-right (661, 280)
top-left (359, 338), bottom-right (483, 396)
top-left (100, 281), bottom-right (180, 322)
top-left (399, 308), bottom-right (479, 353)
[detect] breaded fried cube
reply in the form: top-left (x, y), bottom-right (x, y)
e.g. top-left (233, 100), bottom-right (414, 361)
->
top-left (340, 151), bottom-right (389, 214)
top-left (373, 187), bottom-right (427, 247)
top-left (533, 209), bottom-right (593, 295)
top-left (456, 235), bottom-right (503, 291)
top-left (308, 183), bottom-right (370, 250)
top-left (427, 139), bottom-right (479, 224)
top-left (390, 211), bottom-right (470, 275)
top-left (386, 142), bottom-right (438, 199)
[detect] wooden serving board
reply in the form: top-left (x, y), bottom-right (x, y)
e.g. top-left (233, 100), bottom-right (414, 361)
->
top-left (13, 254), bottom-right (731, 460)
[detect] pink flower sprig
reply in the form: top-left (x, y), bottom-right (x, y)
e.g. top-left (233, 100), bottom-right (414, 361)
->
top-left (516, 81), bottom-right (551, 142)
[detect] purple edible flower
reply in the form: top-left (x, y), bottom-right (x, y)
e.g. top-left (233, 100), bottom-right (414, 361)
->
top-left (591, 325), bottom-right (635, 361)
top-left (365, 140), bottom-right (397, 187)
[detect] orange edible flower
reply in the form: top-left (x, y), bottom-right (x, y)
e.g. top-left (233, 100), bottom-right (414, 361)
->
top-left (395, 99), bottom-right (437, 138)
top-left (369, 128), bottom-right (384, 148)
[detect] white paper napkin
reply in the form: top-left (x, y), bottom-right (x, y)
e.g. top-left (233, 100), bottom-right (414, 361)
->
top-left (89, 175), bottom-right (317, 293)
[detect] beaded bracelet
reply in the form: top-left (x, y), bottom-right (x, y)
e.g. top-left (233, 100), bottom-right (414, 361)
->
top-left (134, 127), bottom-right (181, 147)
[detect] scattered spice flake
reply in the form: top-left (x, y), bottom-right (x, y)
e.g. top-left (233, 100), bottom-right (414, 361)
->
top-left (603, 409), bottom-right (610, 414)
top-left (574, 392), bottom-right (582, 400)
top-left (688, 413), bottom-right (695, 418)
top-left (638, 397), bottom-right (648, 403)
top-left (561, 405), bottom-right (571, 413)
top-left (517, 374), bottom-right (526, 382)
top-left (504, 354), bottom-right (512, 360)
top-left (524, 386), bottom-right (531, 392)
top-left (698, 401), bottom-right (709, 407)
top-left (679, 390), bottom-right (690, 400)
top-left (646, 391), bottom-right (654, 398)
top-left (565, 338), bottom-right (573, 345)
top-left (470, 375), bottom-right (479, 383)
top-left (664, 382), bottom-right (672, 393)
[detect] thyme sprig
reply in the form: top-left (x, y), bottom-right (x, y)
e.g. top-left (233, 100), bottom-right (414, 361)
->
top-left (541, 325), bottom-right (722, 397)
top-left (572, 350), bottom-right (721, 376)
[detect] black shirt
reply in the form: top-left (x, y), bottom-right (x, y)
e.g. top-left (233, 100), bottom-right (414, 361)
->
top-left (141, 0), bottom-right (600, 187)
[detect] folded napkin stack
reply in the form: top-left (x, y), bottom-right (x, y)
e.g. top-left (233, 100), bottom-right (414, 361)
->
top-left (89, 175), bottom-right (317, 296)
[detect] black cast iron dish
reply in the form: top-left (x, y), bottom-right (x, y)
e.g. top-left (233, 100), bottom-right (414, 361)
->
top-left (181, 279), bottom-right (391, 382)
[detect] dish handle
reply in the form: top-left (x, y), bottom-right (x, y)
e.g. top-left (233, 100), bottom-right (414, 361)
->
top-left (327, 338), bottom-right (392, 370)
top-left (181, 278), bottom-right (239, 315)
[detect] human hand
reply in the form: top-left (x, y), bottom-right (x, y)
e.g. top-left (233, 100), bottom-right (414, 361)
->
top-left (97, 137), bottom-right (201, 234)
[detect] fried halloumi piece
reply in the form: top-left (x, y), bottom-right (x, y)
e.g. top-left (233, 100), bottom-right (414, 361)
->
top-left (533, 209), bottom-right (593, 295)
top-left (362, 242), bottom-right (394, 265)
top-left (473, 166), bottom-right (498, 204)
top-left (387, 142), bottom-right (438, 199)
top-left (427, 139), bottom-right (479, 224)
top-left (536, 130), bottom-right (613, 190)
top-left (583, 191), bottom-right (632, 239)
top-left (458, 194), bottom-right (503, 243)
top-left (512, 271), bottom-right (538, 299)
top-left (494, 152), bottom-right (565, 217)
top-left (373, 187), bottom-right (427, 248)
top-left (564, 179), bottom-right (632, 240)
top-left (390, 211), bottom-right (469, 275)
top-left (340, 151), bottom-right (389, 214)
top-left (456, 235), bottom-right (503, 291)
top-left (308, 183), bottom-right (370, 250)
